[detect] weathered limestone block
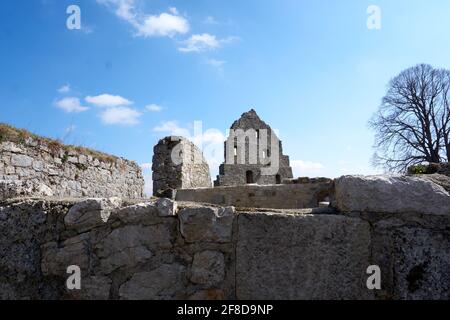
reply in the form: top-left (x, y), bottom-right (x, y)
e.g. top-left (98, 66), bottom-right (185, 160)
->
top-left (371, 219), bottom-right (450, 300)
top-left (236, 212), bottom-right (372, 300)
top-left (152, 136), bottom-right (211, 197)
top-left (11, 154), bottom-right (33, 168)
top-left (113, 201), bottom-right (177, 225)
top-left (156, 198), bottom-right (178, 217)
top-left (64, 198), bottom-right (123, 232)
top-left (179, 206), bottom-right (235, 243)
top-left (41, 233), bottom-right (90, 276)
top-left (95, 224), bottom-right (173, 274)
top-left (189, 250), bottom-right (225, 286)
top-left (119, 264), bottom-right (187, 299)
top-left (334, 175), bottom-right (450, 215)
top-left (0, 180), bottom-right (53, 201)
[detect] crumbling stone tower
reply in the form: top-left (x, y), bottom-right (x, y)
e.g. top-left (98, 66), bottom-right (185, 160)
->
top-left (152, 136), bottom-right (212, 197)
top-left (214, 109), bottom-right (293, 186)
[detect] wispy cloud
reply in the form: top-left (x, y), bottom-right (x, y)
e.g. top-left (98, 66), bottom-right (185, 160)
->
top-left (55, 97), bottom-right (89, 113)
top-left (178, 34), bottom-right (238, 53)
top-left (99, 106), bottom-right (142, 125)
top-left (58, 84), bottom-right (71, 94)
top-left (86, 94), bottom-right (133, 107)
top-left (145, 104), bottom-right (163, 112)
top-left (153, 120), bottom-right (191, 137)
top-left (206, 59), bottom-right (226, 68)
top-left (97, 0), bottom-right (189, 38)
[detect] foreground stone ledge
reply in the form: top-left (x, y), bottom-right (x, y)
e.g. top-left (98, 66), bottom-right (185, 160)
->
top-left (334, 175), bottom-right (450, 215)
top-left (0, 193), bottom-right (449, 300)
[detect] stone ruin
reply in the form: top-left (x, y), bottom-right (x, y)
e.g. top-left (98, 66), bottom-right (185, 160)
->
top-left (0, 121), bottom-right (449, 300)
top-left (152, 136), bottom-right (211, 197)
top-left (0, 132), bottom-right (143, 200)
top-left (215, 109), bottom-right (293, 186)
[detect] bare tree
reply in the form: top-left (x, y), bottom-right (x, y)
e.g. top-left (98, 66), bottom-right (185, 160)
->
top-left (369, 64), bottom-right (450, 172)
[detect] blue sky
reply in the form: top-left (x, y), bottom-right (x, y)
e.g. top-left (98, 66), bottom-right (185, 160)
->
top-left (2, 0), bottom-right (450, 195)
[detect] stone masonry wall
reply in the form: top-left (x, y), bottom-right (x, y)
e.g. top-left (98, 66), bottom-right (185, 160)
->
top-left (176, 179), bottom-right (333, 209)
top-left (0, 175), bottom-right (449, 300)
top-left (152, 136), bottom-right (211, 197)
top-left (0, 140), bottom-right (144, 199)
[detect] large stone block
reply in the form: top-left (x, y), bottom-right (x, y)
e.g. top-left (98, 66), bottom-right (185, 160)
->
top-left (189, 250), bottom-right (225, 286)
top-left (119, 264), bottom-right (186, 299)
top-left (64, 198), bottom-right (123, 233)
top-left (371, 219), bottom-right (450, 300)
top-left (334, 175), bottom-right (450, 215)
top-left (95, 224), bottom-right (173, 274)
top-left (236, 212), bottom-right (372, 300)
top-left (11, 154), bottom-right (33, 168)
top-left (41, 233), bottom-right (90, 276)
top-left (179, 206), bottom-right (235, 243)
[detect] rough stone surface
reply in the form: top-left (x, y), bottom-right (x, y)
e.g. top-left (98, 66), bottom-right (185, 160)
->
top-left (179, 206), bottom-right (235, 243)
top-left (0, 185), bottom-right (449, 300)
top-left (156, 198), bottom-right (178, 216)
top-left (64, 198), bottom-right (122, 232)
top-left (190, 250), bottom-right (225, 286)
top-left (0, 139), bottom-right (144, 199)
top-left (371, 219), bottom-right (450, 300)
top-left (334, 175), bottom-right (450, 215)
top-left (176, 181), bottom-right (333, 209)
top-left (152, 136), bottom-right (211, 197)
top-left (236, 212), bottom-right (373, 299)
top-left (1, 179), bottom-right (54, 201)
top-left (119, 264), bottom-right (187, 300)
top-left (215, 109), bottom-right (293, 186)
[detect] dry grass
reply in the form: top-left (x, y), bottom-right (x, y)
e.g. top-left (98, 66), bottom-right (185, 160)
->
top-left (0, 123), bottom-right (118, 163)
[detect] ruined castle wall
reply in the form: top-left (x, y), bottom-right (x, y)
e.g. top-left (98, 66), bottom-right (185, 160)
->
top-left (0, 140), bottom-right (144, 199)
top-left (176, 180), bottom-right (333, 209)
top-left (0, 175), bottom-right (449, 300)
top-left (152, 136), bottom-right (211, 197)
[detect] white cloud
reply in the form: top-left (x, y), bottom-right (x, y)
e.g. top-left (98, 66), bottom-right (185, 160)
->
top-left (86, 94), bottom-right (133, 107)
top-left (153, 121), bottom-right (191, 137)
top-left (291, 160), bottom-right (324, 177)
top-left (55, 97), bottom-right (89, 113)
top-left (137, 11), bottom-right (189, 37)
top-left (178, 33), bottom-right (220, 52)
top-left (97, 0), bottom-right (189, 38)
top-left (58, 84), bottom-right (71, 94)
top-left (145, 104), bottom-right (163, 112)
top-left (100, 106), bottom-right (142, 125)
top-left (179, 34), bottom-right (239, 52)
top-left (206, 59), bottom-right (226, 68)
